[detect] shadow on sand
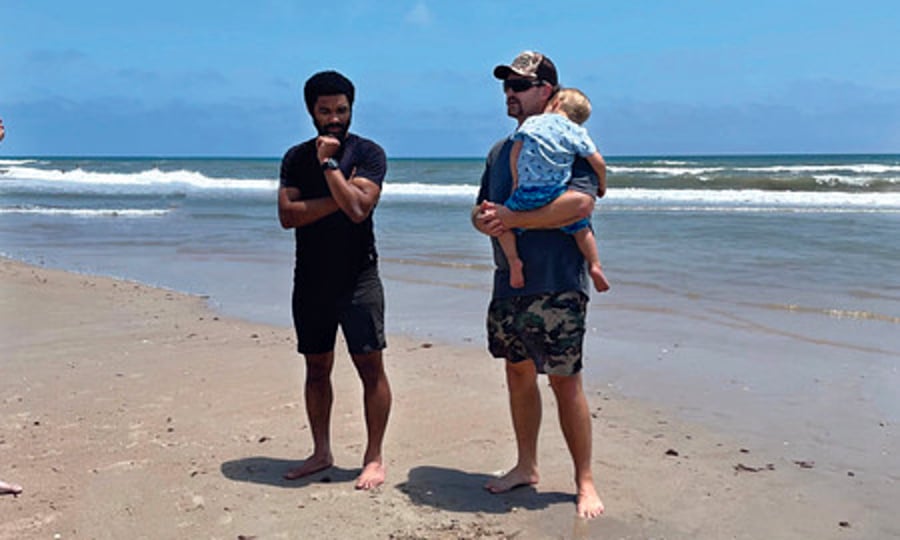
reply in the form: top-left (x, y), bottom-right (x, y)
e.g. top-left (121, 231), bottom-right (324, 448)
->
top-left (220, 456), bottom-right (359, 488)
top-left (397, 466), bottom-right (572, 514)
top-left (221, 460), bottom-right (572, 516)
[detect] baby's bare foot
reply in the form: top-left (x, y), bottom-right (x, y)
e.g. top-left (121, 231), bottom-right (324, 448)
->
top-left (509, 259), bottom-right (525, 288)
top-left (590, 265), bottom-right (610, 293)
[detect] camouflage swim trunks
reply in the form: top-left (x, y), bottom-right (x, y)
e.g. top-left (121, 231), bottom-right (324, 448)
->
top-left (486, 291), bottom-right (587, 375)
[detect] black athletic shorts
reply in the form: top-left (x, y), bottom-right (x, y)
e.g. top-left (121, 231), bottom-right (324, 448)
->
top-left (292, 264), bottom-right (386, 355)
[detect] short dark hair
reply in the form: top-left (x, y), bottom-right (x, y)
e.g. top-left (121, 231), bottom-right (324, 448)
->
top-left (303, 71), bottom-right (355, 115)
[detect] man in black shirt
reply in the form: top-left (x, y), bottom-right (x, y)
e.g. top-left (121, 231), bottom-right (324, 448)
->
top-left (278, 71), bottom-right (391, 490)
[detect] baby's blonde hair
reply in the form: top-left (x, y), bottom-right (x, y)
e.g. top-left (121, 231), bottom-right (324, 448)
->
top-left (551, 88), bottom-right (592, 125)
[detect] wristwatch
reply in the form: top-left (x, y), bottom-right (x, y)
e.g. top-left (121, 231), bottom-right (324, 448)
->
top-left (321, 158), bottom-right (340, 171)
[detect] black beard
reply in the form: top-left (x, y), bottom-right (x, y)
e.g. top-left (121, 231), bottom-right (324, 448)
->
top-left (315, 119), bottom-right (350, 140)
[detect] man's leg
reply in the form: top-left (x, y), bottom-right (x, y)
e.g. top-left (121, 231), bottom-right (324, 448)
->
top-left (284, 352), bottom-right (336, 480)
top-left (548, 372), bottom-right (604, 519)
top-left (485, 359), bottom-right (542, 493)
top-left (350, 350), bottom-right (391, 490)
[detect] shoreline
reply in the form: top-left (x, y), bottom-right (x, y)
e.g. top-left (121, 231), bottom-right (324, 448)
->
top-left (0, 257), bottom-right (893, 538)
top-left (4, 152), bottom-right (900, 160)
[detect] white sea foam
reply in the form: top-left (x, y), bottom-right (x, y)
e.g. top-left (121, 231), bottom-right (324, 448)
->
top-left (383, 182), bottom-right (479, 197)
top-left (381, 184), bottom-right (900, 211)
top-left (0, 207), bottom-right (171, 217)
top-left (3, 164), bottom-right (897, 211)
top-left (609, 163), bottom-right (900, 176)
top-left (812, 174), bottom-right (886, 187)
top-left (735, 164), bottom-right (900, 174)
top-left (0, 165), bottom-right (277, 191)
top-left (608, 166), bottom-right (725, 175)
top-left (0, 159), bottom-right (39, 166)
top-left (607, 188), bottom-right (900, 209)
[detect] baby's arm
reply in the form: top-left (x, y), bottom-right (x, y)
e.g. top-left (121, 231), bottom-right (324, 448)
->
top-left (585, 152), bottom-right (607, 198)
top-left (509, 139), bottom-right (523, 192)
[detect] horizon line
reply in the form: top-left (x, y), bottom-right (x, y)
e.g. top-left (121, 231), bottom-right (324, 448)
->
top-left (4, 151), bottom-right (900, 161)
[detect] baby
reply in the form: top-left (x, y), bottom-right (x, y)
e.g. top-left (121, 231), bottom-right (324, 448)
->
top-left (499, 88), bottom-right (610, 292)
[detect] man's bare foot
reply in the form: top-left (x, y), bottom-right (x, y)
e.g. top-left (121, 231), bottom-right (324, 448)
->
top-left (576, 484), bottom-right (604, 519)
top-left (589, 264), bottom-right (610, 293)
top-left (0, 481), bottom-right (23, 496)
top-left (355, 461), bottom-right (385, 490)
top-left (283, 454), bottom-right (333, 480)
top-left (509, 259), bottom-right (525, 288)
top-left (484, 467), bottom-right (539, 494)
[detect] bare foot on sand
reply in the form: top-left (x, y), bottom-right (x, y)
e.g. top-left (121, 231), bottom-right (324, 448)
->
top-left (0, 480), bottom-right (23, 496)
top-left (484, 467), bottom-right (539, 493)
top-left (283, 454), bottom-right (333, 480)
top-left (576, 484), bottom-right (604, 519)
top-left (355, 461), bottom-right (385, 490)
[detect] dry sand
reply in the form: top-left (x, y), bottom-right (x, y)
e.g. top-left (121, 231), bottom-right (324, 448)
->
top-left (0, 258), bottom-right (889, 539)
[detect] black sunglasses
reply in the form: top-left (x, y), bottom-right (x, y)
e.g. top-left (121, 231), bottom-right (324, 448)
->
top-left (503, 78), bottom-right (546, 93)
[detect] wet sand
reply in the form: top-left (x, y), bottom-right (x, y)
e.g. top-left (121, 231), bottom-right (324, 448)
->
top-left (0, 258), bottom-right (893, 539)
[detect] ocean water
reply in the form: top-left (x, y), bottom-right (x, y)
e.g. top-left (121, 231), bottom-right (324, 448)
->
top-left (2, 154), bottom-right (899, 477)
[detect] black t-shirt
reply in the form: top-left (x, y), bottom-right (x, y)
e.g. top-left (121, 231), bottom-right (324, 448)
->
top-left (280, 133), bottom-right (387, 293)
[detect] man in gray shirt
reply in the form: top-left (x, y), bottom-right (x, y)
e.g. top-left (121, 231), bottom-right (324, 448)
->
top-left (472, 51), bottom-right (604, 519)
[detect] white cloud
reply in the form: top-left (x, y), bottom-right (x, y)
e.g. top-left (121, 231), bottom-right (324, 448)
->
top-left (405, 2), bottom-right (433, 26)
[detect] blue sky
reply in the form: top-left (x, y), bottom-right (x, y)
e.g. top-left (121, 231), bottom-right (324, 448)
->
top-left (1, 0), bottom-right (898, 157)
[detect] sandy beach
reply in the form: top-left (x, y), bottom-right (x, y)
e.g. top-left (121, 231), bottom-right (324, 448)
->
top-left (0, 257), bottom-right (893, 539)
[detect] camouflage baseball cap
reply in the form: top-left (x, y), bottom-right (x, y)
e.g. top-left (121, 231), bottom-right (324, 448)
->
top-left (493, 51), bottom-right (558, 86)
